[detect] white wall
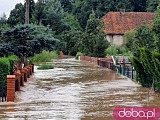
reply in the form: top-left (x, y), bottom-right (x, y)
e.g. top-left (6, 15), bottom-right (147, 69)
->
top-left (106, 35), bottom-right (124, 46)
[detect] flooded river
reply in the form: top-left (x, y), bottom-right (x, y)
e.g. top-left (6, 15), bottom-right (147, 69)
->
top-left (0, 58), bottom-right (160, 120)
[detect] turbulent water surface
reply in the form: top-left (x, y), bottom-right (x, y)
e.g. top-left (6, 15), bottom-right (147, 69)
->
top-left (0, 58), bottom-right (160, 120)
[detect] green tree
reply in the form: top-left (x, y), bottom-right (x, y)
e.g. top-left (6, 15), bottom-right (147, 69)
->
top-left (34, 0), bottom-right (46, 24)
top-left (153, 5), bottom-right (160, 53)
top-left (146, 0), bottom-right (160, 12)
top-left (123, 30), bottom-right (137, 51)
top-left (84, 10), bottom-right (109, 57)
top-left (130, 0), bottom-right (147, 12)
top-left (0, 13), bottom-right (8, 28)
top-left (43, 0), bottom-right (68, 34)
top-left (63, 13), bottom-right (82, 31)
top-left (60, 0), bottom-right (73, 13)
top-left (24, 0), bottom-right (36, 23)
top-left (7, 3), bottom-right (25, 26)
top-left (132, 25), bottom-right (155, 57)
top-left (0, 24), bottom-right (59, 65)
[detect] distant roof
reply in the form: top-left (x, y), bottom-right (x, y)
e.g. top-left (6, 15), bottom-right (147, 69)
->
top-left (103, 12), bottom-right (156, 35)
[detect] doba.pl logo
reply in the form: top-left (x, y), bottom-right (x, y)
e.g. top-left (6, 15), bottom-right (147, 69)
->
top-left (113, 107), bottom-right (160, 120)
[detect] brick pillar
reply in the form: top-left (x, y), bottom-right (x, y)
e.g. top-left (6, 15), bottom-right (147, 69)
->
top-left (20, 70), bottom-right (25, 86)
top-left (29, 65), bottom-right (33, 75)
top-left (13, 72), bottom-right (21, 91)
top-left (31, 64), bottom-right (34, 73)
top-left (7, 75), bottom-right (16, 102)
top-left (24, 67), bottom-right (30, 78)
top-left (23, 68), bottom-right (28, 81)
top-left (26, 66), bottom-right (31, 77)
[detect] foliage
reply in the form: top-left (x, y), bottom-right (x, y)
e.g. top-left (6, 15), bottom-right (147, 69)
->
top-left (130, 0), bottom-right (147, 12)
top-left (72, 0), bottom-right (134, 29)
top-left (105, 45), bottom-right (119, 56)
top-left (8, 55), bottom-right (19, 74)
top-left (123, 30), bottom-right (137, 51)
top-left (0, 24), bottom-right (59, 65)
top-left (63, 13), bottom-right (82, 31)
top-left (37, 64), bottom-right (54, 70)
top-left (7, 3), bottom-right (25, 26)
top-left (124, 25), bottom-right (155, 58)
top-left (130, 56), bottom-right (147, 87)
top-left (29, 50), bottom-right (58, 63)
top-left (140, 47), bottom-right (154, 87)
top-left (60, 0), bottom-right (72, 13)
top-left (152, 51), bottom-right (160, 91)
top-left (34, 0), bottom-right (46, 24)
top-left (0, 13), bottom-right (8, 28)
top-left (146, 0), bottom-right (160, 12)
top-left (8, 0), bottom-right (35, 26)
top-left (105, 45), bottom-right (130, 56)
top-left (43, 0), bottom-right (68, 34)
top-left (84, 10), bottom-right (109, 57)
top-left (0, 58), bottom-right (10, 83)
top-left (153, 5), bottom-right (160, 53)
top-left (131, 47), bottom-right (160, 91)
top-left (75, 52), bottom-right (83, 60)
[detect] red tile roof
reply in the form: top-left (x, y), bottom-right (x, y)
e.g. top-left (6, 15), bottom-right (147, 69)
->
top-left (103, 12), bottom-right (156, 35)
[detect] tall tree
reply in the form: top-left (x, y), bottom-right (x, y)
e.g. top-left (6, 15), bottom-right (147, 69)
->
top-left (25, 0), bottom-right (30, 24)
top-left (60, 0), bottom-right (73, 13)
top-left (84, 10), bottom-right (109, 57)
top-left (0, 13), bottom-right (7, 28)
top-left (7, 3), bottom-right (25, 26)
top-left (34, 0), bottom-right (46, 24)
top-left (72, 0), bottom-right (133, 29)
top-left (24, 0), bottom-right (35, 23)
top-left (146, 0), bottom-right (160, 12)
top-left (130, 0), bottom-right (147, 12)
top-left (44, 0), bottom-right (68, 34)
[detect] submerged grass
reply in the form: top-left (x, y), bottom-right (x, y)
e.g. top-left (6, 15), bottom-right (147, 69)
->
top-left (37, 64), bottom-right (54, 70)
top-left (29, 50), bottom-right (58, 63)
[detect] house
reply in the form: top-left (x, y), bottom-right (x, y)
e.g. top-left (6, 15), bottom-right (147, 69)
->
top-left (103, 10), bottom-right (156, 46)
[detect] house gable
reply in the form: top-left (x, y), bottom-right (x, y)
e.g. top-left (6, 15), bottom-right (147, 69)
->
top-left (103, 12), bottom-right (156, 45)
top-left (103, 12), bottom-right (156, 35)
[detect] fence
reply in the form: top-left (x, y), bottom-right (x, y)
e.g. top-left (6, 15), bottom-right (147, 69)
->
top-left (80, 56), bottom-right (137, 81)
top-left (0, 64), bottom-right (34, 102)
top-left (0, 81), bottom-right (6, 102)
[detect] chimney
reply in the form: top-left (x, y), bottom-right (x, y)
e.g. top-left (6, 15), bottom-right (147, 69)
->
top-left (120, 9), bottom-right (125, 15)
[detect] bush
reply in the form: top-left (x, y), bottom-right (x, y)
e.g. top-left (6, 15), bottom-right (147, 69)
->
top-left (105, 45), bottom-right (118, 56)
top-left (37, 64), bottom-right (54, 70)
top-left (29, 50), bottom-right (58, 63)
top-left (0, 57), bottom-right (10, 83)
top-left (105, 45), bottom-right (131, 56)
top-left (75, 52), bottom-right (83, 60)
top-left (8, 55), bottom-right (19, 74)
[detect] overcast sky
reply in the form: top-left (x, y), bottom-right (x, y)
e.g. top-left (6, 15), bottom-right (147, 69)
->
top-left (0, 0), bottom-right (37, 18)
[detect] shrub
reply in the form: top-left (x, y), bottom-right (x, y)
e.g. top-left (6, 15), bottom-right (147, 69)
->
top-left (8, 55), bottom-right (19, 74)
top-left (0, 57), bottom-right (10, 83)
top-left (37, 64), bottom-right (54, 70)
top-left (29, 50), bottom-right (58, 63)
top-left (105, 45), bottom-right (131, 56)
top-left (75, 52), bottom-right (83, 60)
top-left (105, 45), bottom-right (118, 56)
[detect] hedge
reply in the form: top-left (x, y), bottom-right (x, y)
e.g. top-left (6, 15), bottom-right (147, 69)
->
top-left (0, 55), bottom-right (18, 83)
top-left (131, 47), bottom-right (160, 91)
top-left (0, 58), bottom-right (10, 84)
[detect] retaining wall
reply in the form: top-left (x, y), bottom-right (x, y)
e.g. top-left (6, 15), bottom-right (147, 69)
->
top-left (7, 64), bottom-right (34, 102)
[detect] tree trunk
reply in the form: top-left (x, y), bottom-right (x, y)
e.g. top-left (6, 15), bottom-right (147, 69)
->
top-left (25, 0), bottom-right (29, 24)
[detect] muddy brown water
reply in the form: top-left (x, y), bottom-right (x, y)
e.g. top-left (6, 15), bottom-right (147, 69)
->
top-left (0, 58), bottom-right (160, 120)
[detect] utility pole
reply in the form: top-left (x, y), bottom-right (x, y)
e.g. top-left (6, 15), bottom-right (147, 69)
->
top-left (25, 0), bottom-right (29, 24)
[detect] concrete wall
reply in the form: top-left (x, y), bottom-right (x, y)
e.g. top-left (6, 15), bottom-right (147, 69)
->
top-left (106, 34), bottom-right (124, 46)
